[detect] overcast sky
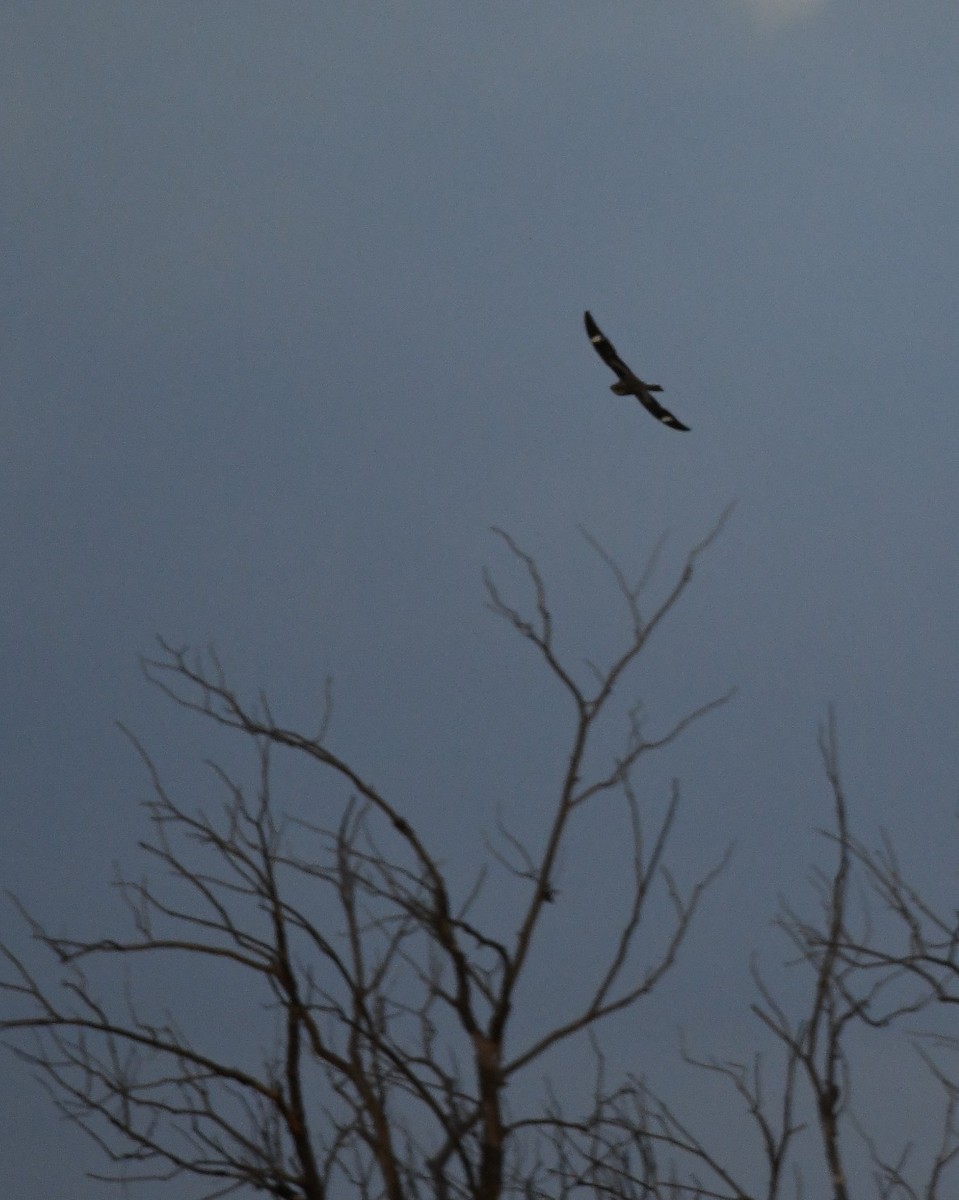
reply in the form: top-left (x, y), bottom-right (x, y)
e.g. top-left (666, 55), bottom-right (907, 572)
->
top-left (5, 3), bottom-right (959, 1195)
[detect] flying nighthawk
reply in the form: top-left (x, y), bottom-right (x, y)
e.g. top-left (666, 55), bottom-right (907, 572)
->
top-left (584, 310), bottom-right (689, 432)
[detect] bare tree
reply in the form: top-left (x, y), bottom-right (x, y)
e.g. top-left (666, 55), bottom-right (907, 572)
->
top-left (807, 734), bottom-right (959, 1197)
top-left (561, 715), bottom-right (959, 1200)
top-left (1, 517), bottom-right (733, 1200)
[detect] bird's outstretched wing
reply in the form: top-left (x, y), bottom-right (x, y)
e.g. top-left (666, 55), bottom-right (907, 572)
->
top-left (584, 310), bottom-right (690, 432)
top-left (631, 388), bottom-right (690, 432)
top-left (584, 310), bottom-right (633, 382)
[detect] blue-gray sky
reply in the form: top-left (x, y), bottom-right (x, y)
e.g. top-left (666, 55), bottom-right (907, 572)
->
top-left (4, 2), bottom-right (959, 1194)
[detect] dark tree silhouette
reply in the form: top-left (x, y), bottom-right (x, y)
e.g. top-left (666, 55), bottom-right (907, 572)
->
top-left (1, 518), bottom-right (732, 1200)
top-left (585, 716), bottom-right (959, 1200)
top-left (6, 516), bottom-right (957, 1200)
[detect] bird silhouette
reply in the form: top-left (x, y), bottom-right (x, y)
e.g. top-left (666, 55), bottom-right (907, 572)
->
top-left (584, 311), bottom-right (689, 432)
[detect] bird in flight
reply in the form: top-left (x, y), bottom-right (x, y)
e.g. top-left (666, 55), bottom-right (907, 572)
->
top-left (584, 310), bottom-right (690, 431)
